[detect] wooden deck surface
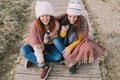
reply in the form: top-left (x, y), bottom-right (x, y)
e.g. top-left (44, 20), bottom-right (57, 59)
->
top-left (14, 58), bottom-right (102, 80)
top-left (14, 0), bottom-right (102, 80)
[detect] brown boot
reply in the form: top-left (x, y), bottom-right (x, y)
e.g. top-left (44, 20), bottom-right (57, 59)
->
top-left (24, 60), bottom-right (33, 68)
top-left (69, 63), bottom-right (77, 74)
top-left (40, 64), bottom-right (52, 80)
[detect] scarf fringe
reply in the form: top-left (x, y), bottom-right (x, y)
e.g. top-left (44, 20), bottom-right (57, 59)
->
top-left (64, 51), bottom-right (108, 67)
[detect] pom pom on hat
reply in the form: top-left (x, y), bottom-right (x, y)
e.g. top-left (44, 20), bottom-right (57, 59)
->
top-left (66, 0), bottom-right (81, 15)
top-left (35, 1), bottom-right (54, 18)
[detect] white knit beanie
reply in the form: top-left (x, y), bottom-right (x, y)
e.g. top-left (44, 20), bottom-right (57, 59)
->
top-left (66, 0), bottom-right (81, 15)
top-left (35, 1), bottom-right (54, 18)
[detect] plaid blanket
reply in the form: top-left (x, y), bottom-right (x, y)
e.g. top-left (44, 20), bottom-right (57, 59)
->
top-left (64, 15), bottom-right (107, 67)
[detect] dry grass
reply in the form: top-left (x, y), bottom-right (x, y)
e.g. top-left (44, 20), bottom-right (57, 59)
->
top-left (0, 0), bottom-right (32, 80)
top-left (83, 0), bottom-right (120, 80)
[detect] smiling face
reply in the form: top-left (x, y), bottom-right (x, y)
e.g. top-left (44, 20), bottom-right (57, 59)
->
top-left (68, 15), bottom-right (78, 24)
top-left (40, 14), bottom-right (50, 25)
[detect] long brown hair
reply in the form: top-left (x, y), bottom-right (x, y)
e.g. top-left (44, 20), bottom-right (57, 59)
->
top-left (64, 14), bottom-right (81, 32)
top-left (36, 16), bottom-right (56, 36)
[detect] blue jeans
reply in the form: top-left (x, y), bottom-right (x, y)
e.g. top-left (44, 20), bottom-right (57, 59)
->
top-left (53, 37), bottom-right (65, 53)
top-left (20, 37), bottom-right (65, 65)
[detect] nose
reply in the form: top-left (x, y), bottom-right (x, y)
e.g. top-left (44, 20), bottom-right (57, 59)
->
top-left (70, 17), bottom-right (74, 21)
top-left (43, 16), bottom-right (47, 19)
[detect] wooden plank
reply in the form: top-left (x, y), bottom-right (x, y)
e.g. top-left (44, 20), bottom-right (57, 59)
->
top-left (43, 0), bottom-right (69, 7)
top-left (16, 64), bottom-right (101, 78)
top-left (54, 7), bottom-right (67, 12)
top-left (14, 74), bottom-right (39, 80)
top-left (14, 74), bottom-right (101, 80)
top-left (50, 68), bottom-right (101, 78)
top-left (47, 76), bottom-right (102, 80)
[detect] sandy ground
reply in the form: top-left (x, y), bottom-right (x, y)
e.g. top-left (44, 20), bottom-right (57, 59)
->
top-left (0, 0), bottom-right (120, 80)
top-left (83, 0), bottom-right (120, 80)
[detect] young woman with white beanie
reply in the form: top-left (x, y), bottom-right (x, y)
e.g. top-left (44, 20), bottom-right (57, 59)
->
top-left (20, 1), bottom-right (64, 80)
top-left (55, 0), bottom-right (106, 74)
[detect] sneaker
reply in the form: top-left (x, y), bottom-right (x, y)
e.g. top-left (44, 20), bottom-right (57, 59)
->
top-left (25, 60), bottom-right (33, 68)
top-left (69, 64), bottom-right (77, 74)
top-left (40, 65), bottom-right (52, 80)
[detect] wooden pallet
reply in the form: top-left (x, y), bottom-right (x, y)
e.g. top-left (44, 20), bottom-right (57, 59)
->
top-left (14, 58), bottom-right (102, 80)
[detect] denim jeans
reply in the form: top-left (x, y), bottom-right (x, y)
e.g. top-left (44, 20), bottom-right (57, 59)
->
top-left (20, 37), bottom-right (65, 65)
top-left (53, 37), bottom-right (65, 53)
